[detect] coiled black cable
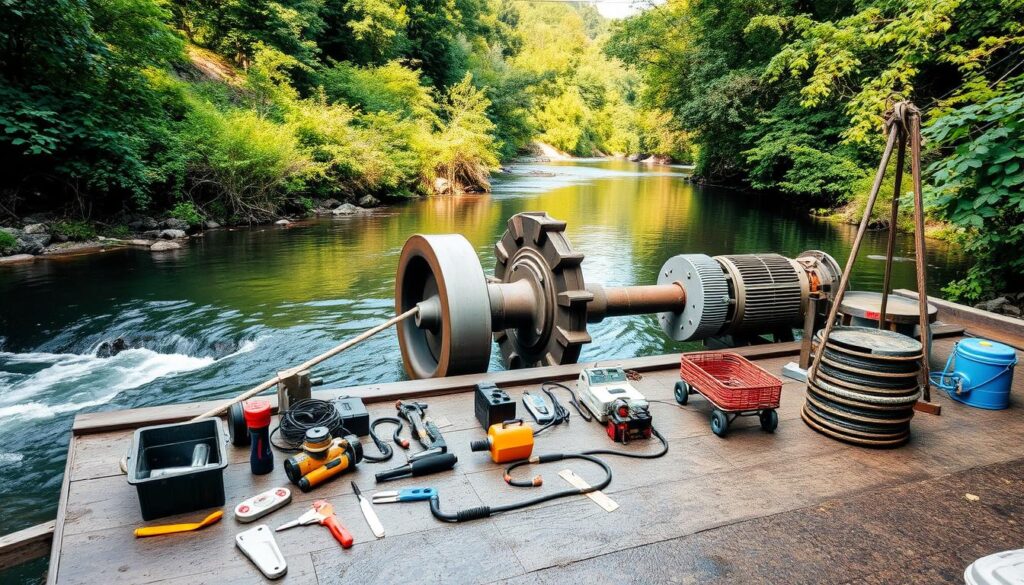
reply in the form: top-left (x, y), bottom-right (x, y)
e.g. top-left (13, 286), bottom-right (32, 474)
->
top-left (270, 399), bottom-right (346, 451)
top-left (363, 417), bottom-right (407, 462)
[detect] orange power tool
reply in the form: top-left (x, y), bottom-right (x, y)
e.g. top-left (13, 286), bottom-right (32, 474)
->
top-left (275, 500), bottom-right (353, 549)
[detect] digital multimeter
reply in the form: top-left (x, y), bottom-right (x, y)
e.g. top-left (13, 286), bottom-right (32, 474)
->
top-left (522, 392), bottom-right (554, 424)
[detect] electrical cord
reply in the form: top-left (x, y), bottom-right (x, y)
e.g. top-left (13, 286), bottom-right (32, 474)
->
top-left (429, 420), bottom-right (670, 522)
top-left (362, 417), bottom-right (408, 462)
top-left (530, 383), bottom-right (573, 436)
top-left (270, 399), bottom-right (347, 451)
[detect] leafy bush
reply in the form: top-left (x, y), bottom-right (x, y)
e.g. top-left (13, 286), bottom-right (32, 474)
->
top-left (288, 95), bottom-right (424, 198)
top-left (423, 74), bottom-right (500, 192)
top-left (319, 62), bottom-right (437, 120)
top-left (170, 202), bottom-right (202, 225)
top-left (0, 231), bottom-right (17, 254)
top-left (180, 103), bottom-right (312, 221)
top-left (102, 224), bottom-right (132, 238)
top-left (54, 220), bottom-right (97, 241)
top-left (926, 80), bottom-right (1024, 302)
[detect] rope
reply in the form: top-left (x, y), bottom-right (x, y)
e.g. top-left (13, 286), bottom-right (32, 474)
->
top-left (191, 306), bottom-right (419, 421)
top-left (119, 307), bottom-right (419, 473)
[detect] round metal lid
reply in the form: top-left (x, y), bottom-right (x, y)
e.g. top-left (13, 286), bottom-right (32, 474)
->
top-left (816, 326), bottom-right (922, 357)
top-left (840, 291), bottom-right (937, 324)
top-left (957, 338), bottom-right (1017, 363)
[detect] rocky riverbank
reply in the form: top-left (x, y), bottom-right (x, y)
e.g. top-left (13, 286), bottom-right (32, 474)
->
top-left (974, 294), bottom-right (1024, 319)
top-left (0, 196), bottom-right (382, 265)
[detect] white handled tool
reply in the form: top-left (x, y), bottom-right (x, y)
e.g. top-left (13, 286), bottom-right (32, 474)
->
top-left (351, 481), bottom-right (384, 538)
top-left (235, 487), bottom-right (292, 523)
top-left (236, 524), bottom-right (287, 579)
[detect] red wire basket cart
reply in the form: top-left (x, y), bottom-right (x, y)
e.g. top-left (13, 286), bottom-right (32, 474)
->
top-left (675, 352), bottom-right (783, 437)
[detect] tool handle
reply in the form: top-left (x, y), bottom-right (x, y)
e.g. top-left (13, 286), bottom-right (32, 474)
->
top-left (323, 516), bottom-right (354, 548)
top-left (410, 452), bottom-right (457, 476)
top-left (135, 524), bottom-right (195, 538)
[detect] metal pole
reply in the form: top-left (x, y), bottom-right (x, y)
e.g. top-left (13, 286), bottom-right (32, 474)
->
top-left (808, 126), bottom-right (899, 382)
top-left (879, 140), bottom-right (907, 330)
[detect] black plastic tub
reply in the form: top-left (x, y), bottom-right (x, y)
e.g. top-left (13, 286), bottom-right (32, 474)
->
top-left (126, 418), bottom-right (228, 520)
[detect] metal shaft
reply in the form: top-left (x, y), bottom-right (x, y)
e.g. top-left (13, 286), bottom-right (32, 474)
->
top-left (585, 283), bottom-right (687, 323)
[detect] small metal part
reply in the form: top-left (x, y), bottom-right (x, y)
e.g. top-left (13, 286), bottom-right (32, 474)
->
top-left (657, 254), bottom-right (729, 341)
top-left (236, 525), bottom-right (287, 580)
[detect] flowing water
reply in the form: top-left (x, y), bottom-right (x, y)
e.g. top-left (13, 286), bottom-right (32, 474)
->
top-left (0, 159), bottom-right (966, 575)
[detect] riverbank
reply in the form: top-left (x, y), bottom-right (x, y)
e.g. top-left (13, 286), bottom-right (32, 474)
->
top-left (0, 198), bottom-right (385, 265)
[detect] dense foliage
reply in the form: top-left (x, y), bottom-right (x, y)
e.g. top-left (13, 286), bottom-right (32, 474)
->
top-left (608, 0), bottom-right (1024, 300)
top-left (0, 0), bottom-right (659, 224)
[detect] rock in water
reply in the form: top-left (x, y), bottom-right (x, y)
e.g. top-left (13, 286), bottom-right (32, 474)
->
top-left (434, 177), bottom-right (451, 195)
top-left (358, 195), bottom-right (381, 208)
top-left (0, 254), bottom-right (35, 265)
top-left (275, 219), bottom-right (292, 226)
top-left (161, 218), bottom-right (189, 231)
top-left (321, 198), bottom-right (341, 209)
top-left (159, 229), bottom-right (187, 239)
top-left (151, 240), bottom-right (181, 252)
top-left (332, 203), bottom-right (368, 216)
top-left (203, 220), bottom-right (221, 229)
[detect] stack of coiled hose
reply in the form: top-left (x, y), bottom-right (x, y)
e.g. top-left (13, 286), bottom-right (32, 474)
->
top-left (803, 326), bottom-right (922, 447)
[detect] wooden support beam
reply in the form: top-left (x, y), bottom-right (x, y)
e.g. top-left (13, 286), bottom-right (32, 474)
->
top-left (0, 521), bottom-right (54, 571)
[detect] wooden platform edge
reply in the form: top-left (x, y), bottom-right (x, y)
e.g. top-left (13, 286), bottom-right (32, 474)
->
top-left (68, 323), bottom-right (970, 436)
top-left (895, 289), bottom-right (1024, 350)
top-left (70, 342), bottom-right (800, 435)
top-left (0, 520), bottom-right (54, 572)
top-left (45, 436), bottom-right (75, 585)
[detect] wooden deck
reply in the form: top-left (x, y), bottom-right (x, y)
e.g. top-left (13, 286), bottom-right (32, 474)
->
top-left (43, 320), bottom-right (1024, 585)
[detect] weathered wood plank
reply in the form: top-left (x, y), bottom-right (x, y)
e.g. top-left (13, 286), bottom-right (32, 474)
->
top-left (0, 521), bottom-right (54, 571)
top-left (46, 435), bottom-right (76, 585)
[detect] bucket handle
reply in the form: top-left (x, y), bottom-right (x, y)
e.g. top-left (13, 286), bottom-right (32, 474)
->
top-left (930, 341), bottom-right (1017, 397)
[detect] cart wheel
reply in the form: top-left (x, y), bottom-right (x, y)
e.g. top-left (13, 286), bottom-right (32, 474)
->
top-left (710, 410), bottom-right (729, 437)
top-left (759, 409), bottom-right (779, 433)
top-left (674, 381), bottom-right (690, 405)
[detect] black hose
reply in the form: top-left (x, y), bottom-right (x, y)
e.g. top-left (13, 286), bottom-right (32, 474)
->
top-left (429, 426), bottom-right (669, 522)
top-left (362, 417), bottom-right (405, 462)
top-left (429, 453), bottom-right (613, 522)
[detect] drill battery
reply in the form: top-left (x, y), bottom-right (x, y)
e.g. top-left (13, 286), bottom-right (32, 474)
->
top-left (605, 400), bottom-right (653, 444)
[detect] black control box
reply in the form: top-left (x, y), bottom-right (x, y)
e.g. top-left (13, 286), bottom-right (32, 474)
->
top-left (474, 382), bottom-right (516, 430)
top-left (334, 397), bottom-right (370, 436)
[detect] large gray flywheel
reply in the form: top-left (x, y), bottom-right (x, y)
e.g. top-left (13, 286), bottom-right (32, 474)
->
top-left (395, 234), bottom-right (493, 379)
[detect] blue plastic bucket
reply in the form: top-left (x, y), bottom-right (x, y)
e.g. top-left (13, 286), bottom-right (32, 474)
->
top-left (931, 338), bottom-right (1017, 410)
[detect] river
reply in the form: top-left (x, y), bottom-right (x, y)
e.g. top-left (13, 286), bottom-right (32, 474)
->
top-left (0, 159), bottom-right (966, 579)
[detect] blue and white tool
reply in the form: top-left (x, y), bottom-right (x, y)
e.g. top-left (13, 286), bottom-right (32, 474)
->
top-left (371, 487), bottom-right (437, 504)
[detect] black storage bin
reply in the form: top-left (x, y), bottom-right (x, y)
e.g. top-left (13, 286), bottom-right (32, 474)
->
top-left (127, 418), bottom-right (228, 521)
